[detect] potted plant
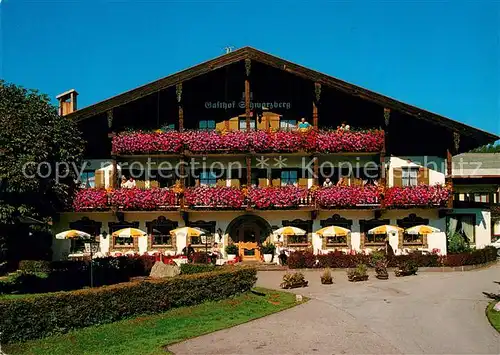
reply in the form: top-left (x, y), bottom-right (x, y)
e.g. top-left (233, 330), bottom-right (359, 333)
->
top-left (375, 260), bottom-right (389, 280)
top-left (395, 260), bottom-right (418, 277)
top-left (347, 263), bottom-right (369, 282)
top-left (321, 268), bottom-right (333, 284)
top-left (280, 272), bottom-right (308, 289)
top-left (225, 244), bottom-right (238, 261)
top-left (261, 242), bottom-right (276, 263)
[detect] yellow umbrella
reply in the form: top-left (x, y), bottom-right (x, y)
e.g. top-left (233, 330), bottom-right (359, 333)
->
top-left (315, 226), bottom-right (351, 237)
top-left (405, 225), bottom-right (440, 235)
top-left (112, 228), bottom-right (147, 238)
top-left (273, 226), bottom-right (306, 236)
top-left (169, 227), bottom-right (206, 238)
top-left (56, 230), bottom-right (91, 239)
top-left (367, 225), bottom-right (403, 235)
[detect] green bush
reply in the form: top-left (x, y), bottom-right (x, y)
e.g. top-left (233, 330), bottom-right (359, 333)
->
top-left (225, 244), bottom-right (238, 255)
top-left (0, 266), bottom-right (257, 343)
top-left (18, 260), bottom-right (52, 273)
top-left (448, 232), bottom-right (471, 254)
top-left (261, 242), bottom-right (276, 254)
top-left (180, 263), bottom-right (216, 275)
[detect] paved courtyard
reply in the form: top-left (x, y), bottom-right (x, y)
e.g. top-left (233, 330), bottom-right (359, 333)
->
top-left (169, 264), bottom-right (500, 354)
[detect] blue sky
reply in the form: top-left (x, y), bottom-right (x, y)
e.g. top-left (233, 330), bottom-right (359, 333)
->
top-left (1, 0), bottom-right (499, 136)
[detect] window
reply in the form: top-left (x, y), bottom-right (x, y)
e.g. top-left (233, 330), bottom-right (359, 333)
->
top-left (402, 167), bottom-right (418, 187)
top-left (69, 218), bottom-right (101, 253)
top-left (326, 236), bottom-right (347, 246)
top-left (320, 215), bottom-right (353, 247)
top-left (288, 234), bottom-right (308, 245)
top-left (281, 170), bottom-right (298, 186)
top-left (360, 219), bottom-right (390, 245)
top-left (199, 120), bottom-right (215, 130)
top-left (282, 219), bottom-right (312, 246)
top-left (447, 214), bottom-right (476, 244)
top-left (70, 239), bottom-right (86, 253)
top-left (200, 171), bottom-right (217, 186)
top-left (80, 171), bottom-right (95, 188)
top-left (109, 222), bottom-right (139, 248)
top-left (474, 194), bottom-right (489, 203)
top-left (397, 214), bottom-right (429, 246)
top-left (160, 123), bottom-right (175, 131)
top-left (188, 221), bottom-right (216, 246)
top-left (151, 227), bottom-right (173, 246)
top-left (280, 120), bottom-right (297, 131)
top-left (239, 118), bottom-right (256, 130)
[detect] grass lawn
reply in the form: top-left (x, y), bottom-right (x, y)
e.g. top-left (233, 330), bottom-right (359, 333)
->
top-left (4, 287), bottom-right (303, 355)
top-left (486, 301), bottom-right (500, 333)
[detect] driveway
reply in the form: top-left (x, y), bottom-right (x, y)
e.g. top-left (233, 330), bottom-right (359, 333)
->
top-left (169, 264), bottom-right (500, 354)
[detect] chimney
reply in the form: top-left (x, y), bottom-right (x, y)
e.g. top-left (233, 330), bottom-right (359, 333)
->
top-left (56, 89), bottom-right (78, 116)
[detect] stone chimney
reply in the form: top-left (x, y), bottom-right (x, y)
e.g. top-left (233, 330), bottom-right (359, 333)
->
top-left (56, 89), bottom-right (78, 116)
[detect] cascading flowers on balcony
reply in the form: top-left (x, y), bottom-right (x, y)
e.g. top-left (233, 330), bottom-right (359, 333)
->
top-left (384, 184), bottom-right (451, 208)
top-left (112, 131), bottom-right (183, 154)
top-left (316, 129), bottom-right (384, 153)
top-left (314, 185), bottom-right (380, 208)
top-left (184, 186), bottom-right (245, 209)
top-left (247, 186), bottom-right (308, 209)
top-left (109, 188), bottom-right (178, 210)
top-left (72, 188), bottom-right (108, 211)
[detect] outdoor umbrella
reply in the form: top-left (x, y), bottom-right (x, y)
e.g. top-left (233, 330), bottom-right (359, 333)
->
top-left (169, 227), bottom-right (206, 238)
top-left (315, 226), bottom-right (351, 237)
top-left (367, 225), bottom-right (403, 235)
top-left (405, 225), bottom-right (440, 235)
top-left (55, 230), bottom-right (91, 239)
top-left (111, 228), bottom-right (147, 238)
top-left (273, 226), bottom-right (307, 236)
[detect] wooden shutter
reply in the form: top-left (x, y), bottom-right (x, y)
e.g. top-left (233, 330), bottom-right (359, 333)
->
top-left (417, 167), bottom-right (429, 185)
top-left (393, 168), bottom-right (403, 187)
top-left (95, 170), bottom-right (104, 188)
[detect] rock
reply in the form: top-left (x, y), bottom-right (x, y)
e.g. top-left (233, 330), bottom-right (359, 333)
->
top-left (493, 301), bottom-right (500, 312)
top-left (149, 261), bottom-right (180, 279)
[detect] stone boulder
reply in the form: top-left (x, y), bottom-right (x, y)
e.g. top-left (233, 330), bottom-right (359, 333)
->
top-left (149, 261), bottom-right (180, 279)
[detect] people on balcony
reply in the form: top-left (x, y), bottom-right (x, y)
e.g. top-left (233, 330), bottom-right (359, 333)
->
top-left (337, 121), bottom-right (351, 132)
top-left (323, 178), bottom-right (333, 187)
top-left (298, 118), bottom-right (312, 132)
top-left (121, 176), bottom-right (137, 189)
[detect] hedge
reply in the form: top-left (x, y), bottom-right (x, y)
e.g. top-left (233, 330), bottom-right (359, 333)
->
top-left (288, 247), bottom-right (497, 269)
top-left (0, 266), bottom-right (257, 344)
top-left (2, 256), bottom-right (157, 295)
top-left (180, 263), bottom-right (216, 275)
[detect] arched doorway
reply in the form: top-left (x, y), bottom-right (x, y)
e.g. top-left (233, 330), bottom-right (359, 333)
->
top-left (225, 215), bottom-right (272, 261)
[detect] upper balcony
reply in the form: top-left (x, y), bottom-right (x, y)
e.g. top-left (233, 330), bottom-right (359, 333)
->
top-left (71, 183), bottom-right (451, 212)
top-left (111, 129), bottom-right (385, 156)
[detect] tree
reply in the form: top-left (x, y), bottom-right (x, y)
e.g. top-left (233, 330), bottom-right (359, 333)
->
top-left (470, 143), bottom-right (500, 153)
top-left (0, 81), bottom-right (84, 264)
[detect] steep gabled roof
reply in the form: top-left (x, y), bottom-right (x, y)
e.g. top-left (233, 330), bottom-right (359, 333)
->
top-left (67, 46), bottom-right (498, 142)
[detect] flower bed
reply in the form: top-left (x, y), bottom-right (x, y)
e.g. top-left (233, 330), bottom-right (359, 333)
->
top-left (247, 186), bottom-right (308, 209)
top-left (111, 129), bottom-right (385, 154)
top-left (112, 131), bottom-right (183, 154)
top-left (384, 184), bottom-right (451, 208)
top-left (314, 185), bottom-right (380, 208)
top-left (184, 186), bottom-right (245, 209)
top-left (109, 188), bottom-right (178, 210)
top-left (72, 188), bottom-right (108, 211)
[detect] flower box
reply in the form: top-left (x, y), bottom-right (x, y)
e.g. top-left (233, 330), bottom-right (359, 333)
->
top-left (384, 185), bottom-right (450, 208)
top-left (184, 186), bottom-right (245, 209)
top-left (72, 188), bottom-right (108, 211)
top-left (247, 186), bottom-right (308, 209)
top-left (314, 185), bottom-right (381, 208)
top-left (109, 188), bottom-right (178, 210)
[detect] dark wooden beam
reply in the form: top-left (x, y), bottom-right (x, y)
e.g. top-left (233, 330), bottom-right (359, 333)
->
top-left (446, 148), bottom-right (453, 208)
top-left (245, 59), bottom-right (251, 132)
top-left (246, 156), bottom-right (252, 186)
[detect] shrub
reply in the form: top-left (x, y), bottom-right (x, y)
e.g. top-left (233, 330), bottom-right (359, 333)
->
top-left (347, 264), bottom-right (368, 282)
top-left (261, 242), bottom-right (276, 255)
top-left (443, 246), bottom-right (497, 267)
top-left (280, 272), bottom-right (308, 289)
top-left (18, 260), bottom-right (52, 273)
top-left (180, 263), bottom-right (216, 275)
top-left (225, 244), bottom-right (238, 255)
top-left (375, 260), bottom-right (389, 279)
top-left (0, 267), bottom-right (257, 343)
top-left (320, 268), bottom-right (333, 284)
top-left (447, 232), bottom-right (471, 254)
top-left (287, 251), bottom-right (317, 268)
top-left (395, 260), bottom-right (418, 277)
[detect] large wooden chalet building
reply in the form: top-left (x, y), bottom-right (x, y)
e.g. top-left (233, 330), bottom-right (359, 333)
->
top-left (52, 47), bottom-right (499, 260)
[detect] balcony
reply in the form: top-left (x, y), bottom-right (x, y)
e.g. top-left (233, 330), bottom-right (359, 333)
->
top-left (71, 184), bottom-right (451, 212)
top-left (111, 129), bottom-right (384, 155)
top-left (453, 192), bottom-right (500, 209)
top-left (384, 185), bottom-right (451, 208)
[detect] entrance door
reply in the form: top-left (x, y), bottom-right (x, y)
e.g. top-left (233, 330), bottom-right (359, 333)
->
top-left (237, 224), bottom-right (261, 261)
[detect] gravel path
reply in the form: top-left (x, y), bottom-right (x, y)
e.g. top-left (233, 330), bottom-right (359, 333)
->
top-left (169, 264), bottom-right (500, 354)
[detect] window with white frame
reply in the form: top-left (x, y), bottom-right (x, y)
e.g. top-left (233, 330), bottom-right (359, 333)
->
top-left (280, 119), bottom-right (297, 131)
top-left (200, 171), bottom-right (217, 186)
top-left (239, 118), bottom-right (256, 130)
top-left (402, 167), bottom-right (418, 187)
top-left (199, 120), bottom-right (215, 130)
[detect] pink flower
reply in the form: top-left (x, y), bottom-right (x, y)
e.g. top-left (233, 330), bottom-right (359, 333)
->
top-left (247, 186), bottom-right (308, 209)
top-left (185, 186), bottom-right (244, 208)
top-left (314, 185), bottom-right (380, 207)
top-left (73, 189), bottom-right (108, 211)
top-left (384, 185), bottom-right (450, 208)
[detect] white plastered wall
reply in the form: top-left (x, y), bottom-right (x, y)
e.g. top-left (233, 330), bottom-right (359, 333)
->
top-left (387, 156), bottom-right (446, 186)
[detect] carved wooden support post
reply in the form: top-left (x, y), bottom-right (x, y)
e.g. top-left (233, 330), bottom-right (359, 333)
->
top-left (176, 83), bottom-right (184, 132)
top-left (111, 155), bottom-right (118, 189)
top-left (180, 156), bottom-right (186, 209)
top-left (245, 59), bottom-right (251, 132)
top-left (313, 155), bottom-right (319, 186)
top-left (313, 83), bottom-right (321, 128)
top-left (246, 156), bottom-right (252, 186)
top-left (446, 148), bottom-right (453, 209)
